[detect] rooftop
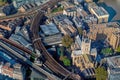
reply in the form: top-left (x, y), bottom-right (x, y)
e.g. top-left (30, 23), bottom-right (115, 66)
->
top-left (65, 7), bottom-right (76, 12)
top-left (40, 23), bottom-right (60, 36)
top-left (107, 55), bottom-right (120, 68)
top-left (92, 7), bottom-right (108, 16)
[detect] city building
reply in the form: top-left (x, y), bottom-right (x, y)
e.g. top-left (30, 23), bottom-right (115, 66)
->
top-left (60, 1), bottom-right (74, 9)
top-left (88, 22), bottom-right (120, 42)
top-left (63, 7), bottom-right (77, 17)
top-left (89, 6), bottom-right (109, 23)
top-left (77, 7), bottom-right (88, 18)
top-left (18, 3), bottom-right (37, 12)
top-left (73, 17), bottom-right (83, 28)
top-left (58, 19), bottom-right (77, 36)
top-left (0, 8), bottom-right (6, 16)
top-left (40, 23), bottom-right (60, 36)
top-left (53, 14), bottom-right (67, 25)
top-left (81, 37), bottom-right (91, 54)
top-left (106, 56), bottom-right (120, 80)
top-left (13, 0), bottom-right (49, 8)
top-left (71, 54), bottom-right (94, 71)
top-left (9, 34), bottom-right (33, 51)
top-left (85, 0), bottom-right (93, 3)
top-left (40, 23), bottom-right (62, 46)
top-left (71, 35), bottom-right (82, 50)
top-left (84, 15), bottom-right (97, 26)
top-left (110, 32), bottom-right (120, 49)
top-left (1, 63), bottom-right (13, 78)
top-left (42, 33), bottom-right (62, 46)
top-left (0, 62), bottom-right (24, 80)
top-left (13, 63), bottom-right (23, 80)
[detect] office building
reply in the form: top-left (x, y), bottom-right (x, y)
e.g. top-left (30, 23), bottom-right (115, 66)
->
top-left (40, 23), bottom-right (62, 46)
top-left (63, 7), bottom-right (77, 17)
top-left (73, 17), bottom-right (83, 28)
top-left (110, 32), bottom-right (120, 49)
top-left (89, 6), bottom-right (109, 23)
top-left (40, 23), bottom-right (60, 36)
top-left (13, 63), bottom-right (23, 80)
top-left (1, 63), bottom-right (13, 78)
top-left (60, 1), bottom-right (74, 9)
top-left (58, 19), bottom-right (77, 36)
top-left (88, 22), bottom-right (120, 41)
top-left (106, 56), bottom-right (120, 80)
top-left (53, 14), bottom-right (67, 25)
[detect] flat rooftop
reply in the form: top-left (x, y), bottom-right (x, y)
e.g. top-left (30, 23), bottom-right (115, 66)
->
top-left (107, 55), bottom-right (120, 68)
top-left (92, 7), bottom-right (108, 16)
top-left (40, 23), bottom-right (60, 36)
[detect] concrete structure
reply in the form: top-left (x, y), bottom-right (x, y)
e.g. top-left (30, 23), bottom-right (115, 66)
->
top-left (0, 8), bottom-right (6, 16)
top-left (106, 56), bottom-right (120, 80)
top-left (40, 23), bottom-right (62, 46)
top-left (13, 0), bottom-right (49, 8)
top-left (0, 62), bottom-right (24, 80)
top-left (71, 54), bottom-right (94, 71)
top-left (9, 34), bottom-right (33, 51)
top-left (89, 6), bottom-right (109, 23)
top-left (53, 14), bottom-right (67, 25)
top-left (81, 37), bottom-right (91, 54)
top-left (43, 33), bottom-right (62, 46)
top-left (85, 0), bottom-right (93, 3)
top-left (73, 17), bottom-right (83, 28)
top-left (18, 3), bottom-right (37, 12)
top-left (1, 63), bottom-right (13, 78)
top-left (77, 7), bottom-right (88, 18)
top-left (63, 7), bottom-right (77, 17)
top-left (60, 1), bottom-right (74, 9)
top-left (88, 22), bottom-right (120, 42)
top-left (13, 63), bottom-right (23, 80)
top-left (110, 32), bottom-right (120, 49)
top-left (58, 19), bottom-right (77, 36)
top-left (40, 23), bottom-right (60, 36)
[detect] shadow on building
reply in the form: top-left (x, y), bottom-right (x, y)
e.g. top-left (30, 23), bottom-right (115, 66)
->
top-left (98, 2), bottom-right (116, 22)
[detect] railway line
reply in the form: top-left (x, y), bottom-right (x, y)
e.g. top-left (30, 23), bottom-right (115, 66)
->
top-left (0, 37), bottom-right (38, 57)
top-left (31, 0), bottom-right (81, 80)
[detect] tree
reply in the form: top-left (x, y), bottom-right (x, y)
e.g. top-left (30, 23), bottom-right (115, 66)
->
top-left (59, 55), bottom-right (71, 66)
top-left (62, 35), bottom-right (73, 48)
top-left (63, 57), bottom-right (71, 66)
top-left (101, 48), bottom-right (113, 56)
top-left (116, 46), bottom-right (120, 53)
top-left (95, 67), bottom-right (108, 80)
top-left (77, 27), bottom-right (83, 35)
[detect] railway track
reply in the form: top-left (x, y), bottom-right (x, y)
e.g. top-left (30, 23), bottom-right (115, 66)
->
top-left (31, 0), bottom-right (81, 80)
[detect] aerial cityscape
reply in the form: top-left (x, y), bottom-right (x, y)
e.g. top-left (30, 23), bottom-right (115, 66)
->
top-left (0, 0), bottom-right (119, 80)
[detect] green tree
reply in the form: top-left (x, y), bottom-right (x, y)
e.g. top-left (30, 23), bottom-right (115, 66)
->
top-left (77, 27), bottom-right (83, 35)
top-left (116, 46), bottom-right (120, 53)
top-left (95, 67), bottom-right (108, 80)
top-left (101, 48), bottom-right (113, 56)
top-left (63, 57), bottom-right (71, 66)
top-left (62, 35), bottom-right (73, 48)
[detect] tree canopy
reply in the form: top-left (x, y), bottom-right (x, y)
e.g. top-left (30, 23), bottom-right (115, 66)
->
top-left (59, 56), bottom-right (71, 66)
top-left (101, 48), bottom-right (113, 56)
top-left (95, 67), bottom-right (108, 80)
top-left (77, 27), bottom-right (83, 35)
top-left (116, 46), bottom-right (120, 53)
top-left (0, 0), bottom-right (7, 6)
top-left (62, 35), bottom-right (73, 48)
